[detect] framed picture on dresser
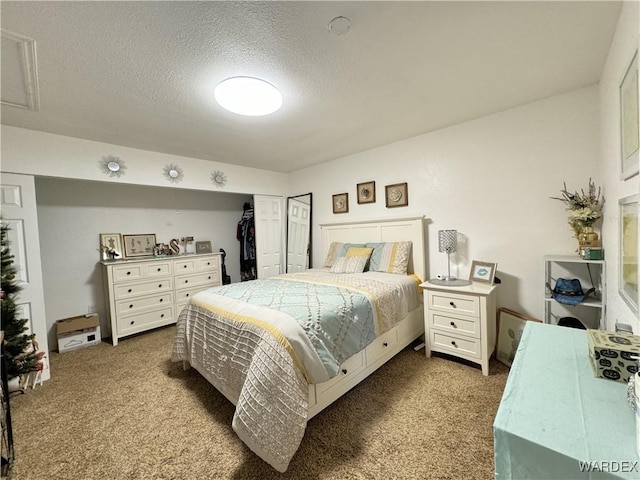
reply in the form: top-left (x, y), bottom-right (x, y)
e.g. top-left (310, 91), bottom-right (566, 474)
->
top-left (122, 234), bottom-right (156, 258)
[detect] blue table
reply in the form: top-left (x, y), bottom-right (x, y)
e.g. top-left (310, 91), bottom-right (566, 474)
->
top-left (494, 322), bottom-right (639, 479)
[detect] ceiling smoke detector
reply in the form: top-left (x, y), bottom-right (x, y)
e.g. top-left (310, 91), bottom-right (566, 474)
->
top-left (328, 16), bottom-right (351, 35)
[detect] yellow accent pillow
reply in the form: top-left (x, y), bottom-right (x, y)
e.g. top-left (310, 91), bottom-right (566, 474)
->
top-left (345, 247), bottom-right (374, 258)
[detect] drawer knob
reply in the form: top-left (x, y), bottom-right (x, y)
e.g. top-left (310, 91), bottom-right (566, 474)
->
top-left (186, 293), bottom-right (190, 297)
top-left (449, 301), bottom-right (456, 308)
top-left (184, 265), bottom-right (187, 268)
top-left (157, 268), bottom-right (161, 272)
top-left (383, 342), bottom-right (388, 347)
top-left (127, 271), bottom-right (131, 276)
top-left (185, 280), bottom-right (188, 284)
top-left (128, 288), bottom-right (132, 293)
top-left (451, 341), bottom-right (458, 348)
top-left (161, 314), bottom-right (164, 318)
top-left (208, 276), bottom-right (211, 280)
top-left (129, 304), bottom-right (133, 309)
top-left (207, 262), bottom-right (211, 266)
top-left (450, 321), bottom-right (457, 328)
top-left (159, 298), bottom-right (163, 302)
top-left (130, 320), bottom-right (135, 325)
top-left (342, 369), bottom-right (348, 375)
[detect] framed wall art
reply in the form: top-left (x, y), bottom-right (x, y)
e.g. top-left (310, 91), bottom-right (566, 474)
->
top-left (332, 193), bottom-right (349, 214)
top-left (469, 260), bottom-right (497, 285)
top-left (122, 234), bottom-right (157, 258)
top-left (196, 240), bottom-right (212, 254)
top-left (496, 308), bottom-right (542, 367)
top-left (620, 49), bottom-right (639, 180)
top-left (619, 194), bottom-right (639, 315)
top-left (385, 182), bottom-right (408, 208)
top-left (357, 181), bottom-right (376, 204)
top-left (99, 233), bottom-right (123, 260)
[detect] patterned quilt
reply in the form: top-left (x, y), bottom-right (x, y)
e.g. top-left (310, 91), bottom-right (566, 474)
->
top-left (171, 270), bottom-right (415, 472)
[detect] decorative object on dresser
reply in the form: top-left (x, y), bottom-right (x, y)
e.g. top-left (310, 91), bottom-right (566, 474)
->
top-left (181, 236), bottom-right (195, 254)
top-left (468, 260), bottom-right (497, 285)
top-left (421, 281), bottom-right (497, 375)
top-left (496, 308), bottom-right (541, 367)
top-left (122, 234), bottom-right (156, 258)
top-left (384, 182), bottom-right (408, 208)
top-left (195, 241), bottom-right (212, 254)
top-left (619, 194), bottom-right (638, 315)
top-left (356, 181), bottom-right (375, 204)
top-left (101, 253), bottom-right (222, 345)
top-left (98, 155), bottom-right (126, 178)
top-left (551, 179), bottom-right (604, 253)
top-left (99, 233), bottom-right (123, 261)
top-left (332, 193), bottom-right (348, 214)
top-left (428, 230), bottom-right (471, 287)
top-left (620, 49), bottom-right (639, 180)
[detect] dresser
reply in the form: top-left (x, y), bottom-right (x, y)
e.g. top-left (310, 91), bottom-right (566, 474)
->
top-left (420, 281), bottom-right (497, 375)
top-left (102, 253), bottom-right (222, 345)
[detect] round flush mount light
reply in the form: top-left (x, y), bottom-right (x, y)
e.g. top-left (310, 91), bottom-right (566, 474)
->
top-left (214, 76), bottom-right (282, 116)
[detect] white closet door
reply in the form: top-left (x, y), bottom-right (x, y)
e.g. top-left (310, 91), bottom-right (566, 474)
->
top-left (1, 173), bottom-right (50, 380)
top-left (253, 195), bottom-right (284, 279)
top-left (287, 197), bottom-right (311, 273)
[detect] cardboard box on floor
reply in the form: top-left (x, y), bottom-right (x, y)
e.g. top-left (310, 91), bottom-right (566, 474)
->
top-left (56, 313), bottom-right (101, 353)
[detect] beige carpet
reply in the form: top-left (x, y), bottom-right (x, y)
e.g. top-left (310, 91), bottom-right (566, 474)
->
top-left (8, 326), bottom-right (509, 479)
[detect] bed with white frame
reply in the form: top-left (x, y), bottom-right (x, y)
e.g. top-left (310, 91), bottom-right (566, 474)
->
top-left (172, 216), bottom-right (426, 471)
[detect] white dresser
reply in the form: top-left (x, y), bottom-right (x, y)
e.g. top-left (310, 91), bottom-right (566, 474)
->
top-left (102, 253), bottom-right (222, 345)
top-left (420, 282), bottom-right (497, 375)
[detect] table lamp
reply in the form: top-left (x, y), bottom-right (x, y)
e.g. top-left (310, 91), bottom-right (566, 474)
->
top-left (429, 230), bottom-right (471, 286)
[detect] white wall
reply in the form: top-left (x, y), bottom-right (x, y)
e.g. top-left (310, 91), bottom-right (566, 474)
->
top-left (35, 177), bottom-right (252, 348)
top-left (600, 0), bottom-right (640, 333)
top-left (290, 86), bottom-right (602, 321)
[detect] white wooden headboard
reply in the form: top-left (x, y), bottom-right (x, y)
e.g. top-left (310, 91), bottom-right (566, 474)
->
top-left (319, 216), bottom-right (426, 282)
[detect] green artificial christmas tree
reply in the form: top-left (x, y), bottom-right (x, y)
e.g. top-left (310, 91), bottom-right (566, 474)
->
top-left (1, 221), bottom-right (36, 380)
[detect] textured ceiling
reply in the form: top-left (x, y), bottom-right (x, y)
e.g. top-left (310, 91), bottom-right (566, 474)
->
top-left (0, 1), bottom-right (621, 173)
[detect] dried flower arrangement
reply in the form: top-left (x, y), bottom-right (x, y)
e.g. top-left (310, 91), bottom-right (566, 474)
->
top-left (551, 178), bottom-right (605, 240)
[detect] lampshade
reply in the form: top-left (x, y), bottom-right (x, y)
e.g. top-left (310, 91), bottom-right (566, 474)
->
top-left (438, 230), bottom-right (457, 254)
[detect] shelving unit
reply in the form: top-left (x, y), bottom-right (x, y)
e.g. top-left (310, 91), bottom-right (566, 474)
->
top-left (544, 255), bottom-right (606, 329)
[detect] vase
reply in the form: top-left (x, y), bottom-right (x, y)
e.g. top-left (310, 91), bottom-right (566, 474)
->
top-left (578, 226), bottom-right (599, 250)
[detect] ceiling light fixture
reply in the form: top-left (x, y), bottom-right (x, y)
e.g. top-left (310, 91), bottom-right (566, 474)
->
top-left (214, 76), bottom-right (282, 116)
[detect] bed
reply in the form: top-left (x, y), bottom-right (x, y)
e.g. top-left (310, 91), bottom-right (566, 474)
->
top-left (171, 216), bottom-right (426, 472)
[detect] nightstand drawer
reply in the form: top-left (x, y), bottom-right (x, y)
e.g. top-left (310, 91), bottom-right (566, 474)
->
top-left (429, 292), bottom-right (479, 316)
top-left (430, 312), bottom-right (479, 338)
top-left (430, 330), bottom-right (481, 359)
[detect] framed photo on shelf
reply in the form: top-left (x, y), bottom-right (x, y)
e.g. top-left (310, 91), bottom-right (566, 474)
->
top-left (122, 234), bottom-right (157, 258)
top-left (196, 240), bottom-right (212, 254)
top-left (385, 182), bottom-right (408, 208)
top-left (620, 50), bottom-right (639, 180)
top-left (496, 308), bottom-right (542, 367)
top-left (357, 181), bottom-right (376, 204)
top-left (469, 260), bottom-right (497, 285)
top-left (619, 194), bottom-right (639, 315)
top-left (332, 193), bottom-right (349, 214)
top-left (99, 233), bottom-right (123, 260)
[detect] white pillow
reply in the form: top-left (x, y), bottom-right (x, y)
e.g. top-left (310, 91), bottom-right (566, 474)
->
top-left (330, 256), bottom-right (368, 274)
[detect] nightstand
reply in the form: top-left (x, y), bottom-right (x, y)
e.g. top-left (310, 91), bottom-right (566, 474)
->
top-left (420, 281), bottom-right (497, 375)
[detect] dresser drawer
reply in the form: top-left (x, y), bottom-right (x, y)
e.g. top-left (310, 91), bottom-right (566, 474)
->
top-left (112, 264), bottom-right (144, 282)
top-left (366, 328), bottom-right (398, 366)
top-left (143, 261), bottom-right (172, 277)
top-left (195, 256), bottom-right (220, 272)
top-left (113, 278), bottom-right (173, 300)
top-left (430, 330), bottom-right (480, 359)
top-left (173, 258), bottom-right (196, 274)
top-left (116, 307), bottom-right (174, 335)
top-left (115, 293), bottom-right (173, 317)
top-left (429, 291), bottom-right (479, 317)
top-left (175, 272), bottom-right (220, 290)
top-left (315, 351), bottom-right (365, 397)
top-left (430, 312), bottom-right (479, 338)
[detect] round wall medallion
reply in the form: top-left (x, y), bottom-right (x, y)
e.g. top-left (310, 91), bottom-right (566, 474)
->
top-left (163, 163), bottom-right (184, 183)
top-left (99, 155), bottom-right (126, 177)
top-left (211, 170), bottom-right (227, 188)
